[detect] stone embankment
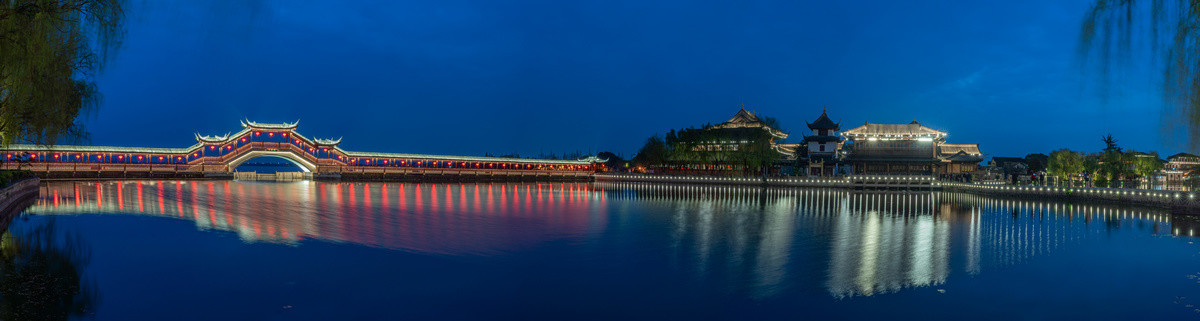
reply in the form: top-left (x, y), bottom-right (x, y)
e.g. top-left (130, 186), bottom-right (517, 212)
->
top-left (0, 178), bottom-right (40, 230)
top-left (596, 174), bottom-right (1200, 213)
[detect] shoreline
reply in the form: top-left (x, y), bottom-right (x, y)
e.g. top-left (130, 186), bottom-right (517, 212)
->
top-left (595, 174), bottom-right (1200, 214)
top-left (0, 177), bottom-right (41, 231)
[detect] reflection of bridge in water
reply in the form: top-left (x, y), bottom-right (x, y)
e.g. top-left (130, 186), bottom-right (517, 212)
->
top-left (28, 181), bottom-right (605, 255)
top-left (595, 182), bottom-right (1181, 298)
top-left (1, 120), bottom-right (599, 181)
top-left (26, 180), bottom-right (1189, 299)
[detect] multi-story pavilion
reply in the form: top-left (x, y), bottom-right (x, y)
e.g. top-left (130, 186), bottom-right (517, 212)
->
top-left (707, 108), bottom-right (796, 158)
top-left (842, 120), bottom-right (982, 178)
top-left (664, 108), bottom-right (798, 175)
top-left (800, 109), bottom-right (842, 177)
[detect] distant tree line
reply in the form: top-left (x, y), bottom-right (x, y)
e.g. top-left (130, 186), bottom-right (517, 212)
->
top-left (1045, 134), bottom-right (1163, 187)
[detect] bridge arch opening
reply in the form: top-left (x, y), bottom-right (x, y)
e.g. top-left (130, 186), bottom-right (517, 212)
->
top-left (232, 156), bottom-right (307, 173)
top-left (226, 151), bottom-right (316, 173)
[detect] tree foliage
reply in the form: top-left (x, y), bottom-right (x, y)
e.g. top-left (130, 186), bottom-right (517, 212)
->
top-left (1024, 153), bottom-right (1049, 173)
top-left (596, 151), bottom-right (626, 171)
top-left (0, 0), bottom-right (125, 146)
top-left (1130, 150), bottom-right (1164, 177)
top-left (1048, 149), bottom-right (1084, 179)
top-left (1102, 133), bottom-right (1120, 152)
top-left (632, 136), bottom-right (668, 167)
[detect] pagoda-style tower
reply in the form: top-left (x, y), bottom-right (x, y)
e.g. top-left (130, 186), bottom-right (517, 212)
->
top-left (802, 108), bottom-right (842, 177)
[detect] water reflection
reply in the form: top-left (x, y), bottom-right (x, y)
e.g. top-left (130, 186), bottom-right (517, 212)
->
top-left (0, 219), bottom-right (96, 320)
top-left (25, 180), bottom-right (1190, 301)
top-left (596, 181), bottom-right (1180, 298)
top-left (29, 181), bottom-right (603, 256)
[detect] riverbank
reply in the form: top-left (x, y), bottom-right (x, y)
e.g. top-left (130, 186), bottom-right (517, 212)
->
top-left (595, 173), bottom-right (940, 189)
top-left (596, 174), bottom-right (1200, 214)
top-left (0, 177), bottom-right (40, 231)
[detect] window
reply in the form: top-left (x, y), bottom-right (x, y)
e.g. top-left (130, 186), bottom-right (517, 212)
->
top-left (820, 144), bottom-right (826, 152)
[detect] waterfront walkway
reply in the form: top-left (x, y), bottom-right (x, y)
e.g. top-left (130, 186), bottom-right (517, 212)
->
top-left (595, 174), bottom-right (1200, 213)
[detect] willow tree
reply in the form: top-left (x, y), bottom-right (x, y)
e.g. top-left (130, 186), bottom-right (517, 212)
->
top-left (1048, 149), bottom-right (1085, 183)
top-left (0, 0), bottom-right (125, 146)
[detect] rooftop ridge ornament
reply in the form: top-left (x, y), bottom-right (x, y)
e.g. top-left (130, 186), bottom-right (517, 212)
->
top-left (313, 137), bottom-right (343, 145)
top-left (241, 118), bottom-right (300, 129)
top-left (195, 132), bottom-right (231, 143)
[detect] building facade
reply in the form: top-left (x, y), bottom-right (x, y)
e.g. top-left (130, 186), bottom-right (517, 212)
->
top-left (800, 109), bottom-right (842, 177)
top-left (1164, 153), bottom-right (1200, 183)
top-left (660, 108), bottom-right (799, 175)
top-left (841, 121), bottom-right (982, 178)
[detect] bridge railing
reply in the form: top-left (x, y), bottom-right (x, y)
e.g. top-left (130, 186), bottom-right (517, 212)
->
top-left (328, 167), bottom-right (592, 176)
top-left (3, 163), bottom-right (194, 172)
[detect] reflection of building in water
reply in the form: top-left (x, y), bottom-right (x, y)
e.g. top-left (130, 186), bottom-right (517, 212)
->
top-left (28, 181), bottom-right (603, 255)
top-left (826, 192), bottom-right (958, 298)
top-left (1171, 214), bottom-right (1200, 237)
top-left (829, 192), bottom-right (1175, 298)
top-left (596, 182), bottom-right (1178, 299)
top-left (35, 181), bottom-right (1183, 299)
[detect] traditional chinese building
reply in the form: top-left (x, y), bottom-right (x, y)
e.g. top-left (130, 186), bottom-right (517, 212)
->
top-left (842, 120), bottom-right (982, 178)
top-left (1164, 153), bottom-right (1200, 183)
top-left (663, 108), bottom-right (798, 175)
top-left (800, 109), bottom-right (842, 177)
top-left (708, 108), bottom-right (795, 157)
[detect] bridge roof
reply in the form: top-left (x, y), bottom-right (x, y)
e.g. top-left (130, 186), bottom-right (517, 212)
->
top-left (340, 150), bottom-right (594, 165)
top-left (1, 144), bottom-right (201, 154)
top-left (1, 144), bottom-right (596, 164)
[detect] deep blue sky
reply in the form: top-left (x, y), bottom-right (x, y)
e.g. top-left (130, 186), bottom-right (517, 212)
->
top-left (86, 0), bottom-right (1176, 159)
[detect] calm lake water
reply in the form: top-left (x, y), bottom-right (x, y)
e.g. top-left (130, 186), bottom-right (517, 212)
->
top-left (7, 180), bottom-right (1200, 320)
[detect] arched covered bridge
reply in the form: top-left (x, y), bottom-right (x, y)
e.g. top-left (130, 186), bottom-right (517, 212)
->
top-left (0, 120), bottom-right (602, 181)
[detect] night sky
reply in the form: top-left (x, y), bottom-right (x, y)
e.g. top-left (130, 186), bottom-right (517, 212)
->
top-left (86, 0), bottom-right (1174, 160)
